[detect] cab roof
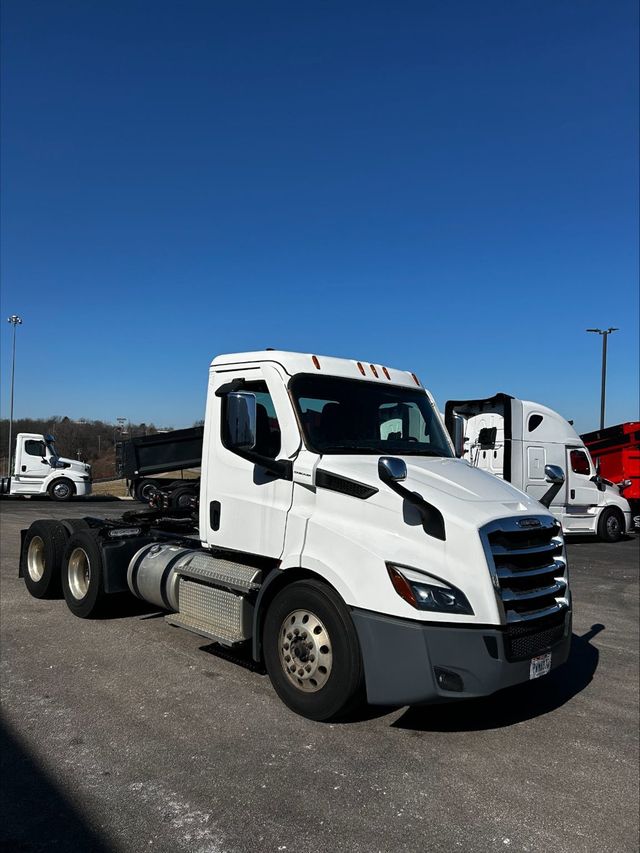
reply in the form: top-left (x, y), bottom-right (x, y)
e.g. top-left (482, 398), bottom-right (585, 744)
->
top-left (211, 350), bottom-right (422, 388)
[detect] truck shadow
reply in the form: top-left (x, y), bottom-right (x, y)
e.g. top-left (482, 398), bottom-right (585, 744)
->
top-left (391, 624), bottom-right (604, 732)
top-left (0, 715), bottom-right (111, 851)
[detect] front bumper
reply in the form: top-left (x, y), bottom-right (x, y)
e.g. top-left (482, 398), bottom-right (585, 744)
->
top-left (352, 607), bottom-right (572, 706)
top-left (74, 480), bottom-right (92, 497)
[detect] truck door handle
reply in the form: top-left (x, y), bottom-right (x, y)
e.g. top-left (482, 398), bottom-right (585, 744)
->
top-left (570, 489), bottom-right (575, 499)
top-left (21, 465), bottom-right (26, 472)
top-left (210, 501), bottom-right (221, 531)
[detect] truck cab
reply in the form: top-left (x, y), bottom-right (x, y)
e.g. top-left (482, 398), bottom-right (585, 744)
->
top-left (2, 433), bottom-right (91, 500)
top-left (445, 394), bottom-right (632, 542)
top-left (21, 353), bottom-right (572, 720)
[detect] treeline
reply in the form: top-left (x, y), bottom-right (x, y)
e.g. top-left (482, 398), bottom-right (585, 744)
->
top-left (0, 417), bottom-right (165, 479)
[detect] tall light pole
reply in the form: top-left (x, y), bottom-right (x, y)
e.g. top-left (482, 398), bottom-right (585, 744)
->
top-left (6, 315), bottom-right (23, 476)
top-left (586, 327), bottom-right (618, 430)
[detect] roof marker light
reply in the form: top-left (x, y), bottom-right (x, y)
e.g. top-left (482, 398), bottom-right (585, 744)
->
top-left (411, 373), bottom-right (421, 386)
top-left (312, 355), bottom-right (321, 369)
top-left (370, 364), bottom-right (379, 378)
top-left (356, 362), bottom-right (366, 376)
top-left (382, 366), bottom-right (391, 380)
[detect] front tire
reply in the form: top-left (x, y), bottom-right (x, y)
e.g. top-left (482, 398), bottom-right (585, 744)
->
top-left (61, 531), bottom-right (107, 617)
top-left (263, 580), bottom-right (365, 721)
top-left (48, 478), bottom-right (75, 502)
top-left (21, 520), bottom-right (68, 598)
top-left (597, 507), bottom-right (625, 543)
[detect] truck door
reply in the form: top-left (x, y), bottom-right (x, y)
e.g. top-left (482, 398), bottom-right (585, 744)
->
top-left (17, 436), bottom-right (49, 481)
top-left (206, 364), bottom-right (296, 559)
top-left (566, 446), bottom-right (596, 507)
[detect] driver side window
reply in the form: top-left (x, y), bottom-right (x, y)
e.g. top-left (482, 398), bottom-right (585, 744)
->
top-left (25, 440), bottom-right (46, 457)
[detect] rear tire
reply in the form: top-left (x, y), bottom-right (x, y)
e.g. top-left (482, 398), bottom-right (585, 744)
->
top-left (597, 507), bottom-right (625, 543)
top-left (22, 520), bottom-right (68, 599)
top-left (263, 579), bottom-right (365, 721)
top-left (168, 484), bottom-right (197, 511)
top-left (135, 478), bottom-right (158, 503)
top-left (48, 478), bottom-right (75, 502)
top-left (61, 531), bottom-right (108, 617)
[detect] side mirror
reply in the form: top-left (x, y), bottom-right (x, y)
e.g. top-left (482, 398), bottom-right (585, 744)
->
top-left (544, 464), bottom-right (565, 485)
top-left (225, 392), bottom-right (257, 450)
top-left (378, 456), bottom-right (407, 483)
top-left (452, 416), bottom-right (466, 458)
top-left (539, 464), bottom-right (565, 508)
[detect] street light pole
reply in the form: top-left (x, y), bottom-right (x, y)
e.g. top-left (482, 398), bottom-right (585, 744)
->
top-left (6, 315), bottom-right (23, 476)
top-left (586, 327), bottom-right (619, 430)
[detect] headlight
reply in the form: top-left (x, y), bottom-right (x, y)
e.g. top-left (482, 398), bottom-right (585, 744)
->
top-left (386, 563), bottom-right (473, 615)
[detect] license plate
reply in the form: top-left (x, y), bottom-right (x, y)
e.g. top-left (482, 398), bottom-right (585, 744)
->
top-left (529, 652), bottom-right (552, 679)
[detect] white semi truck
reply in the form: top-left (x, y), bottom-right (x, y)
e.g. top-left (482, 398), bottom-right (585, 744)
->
top-left (20, 352), bottom-right (572, 720)
top-left (2, 433), bottom-right (92, 500)
top-left (444, 394), bottom-right (632, 542)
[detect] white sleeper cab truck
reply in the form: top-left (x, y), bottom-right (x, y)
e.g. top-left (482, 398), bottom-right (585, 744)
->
top-left (2, 433), bottom-right (91, 501)
top-left (445, 394), bottom-right (632, 543)
top-left (20, 353), bottom-right (572, 721)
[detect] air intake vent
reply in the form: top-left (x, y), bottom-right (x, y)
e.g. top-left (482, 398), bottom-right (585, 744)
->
top-left (480, 516), bottom-right (569, 627)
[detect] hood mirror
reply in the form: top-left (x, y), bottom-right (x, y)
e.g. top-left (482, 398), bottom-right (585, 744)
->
top-left (544, 465), bottom-right (565, 485)
top-left (539, 464), bottom-right (565, 508)
top-left (378, 456), bottom-right (407, 484)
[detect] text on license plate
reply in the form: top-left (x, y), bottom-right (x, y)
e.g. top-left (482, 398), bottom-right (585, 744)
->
top-left (529, 653), bottom-right (552, 680)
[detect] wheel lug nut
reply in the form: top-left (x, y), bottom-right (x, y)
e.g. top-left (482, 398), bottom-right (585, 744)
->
top-left (285, 655), bottom-right (290, 662)
top-left (309, 655), bottom-right (315, 662)
top-left (305, 665), bottom-right (311, 672)
top-left (293, 628), bottom-right (300, 635)
top-left (298, 668), bottom-right (304, 676)
top-left (284, 643), bottom-right (289, 650)
top-left (287, 633), bottom-right (293, 640)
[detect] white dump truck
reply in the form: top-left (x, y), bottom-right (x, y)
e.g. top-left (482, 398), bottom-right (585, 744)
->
top-left (444, 394), bottom-right (632, 542)
top-left (2, 433), bottom-right (92, 500)
top-left (20, 352), bottom-right (572, 720)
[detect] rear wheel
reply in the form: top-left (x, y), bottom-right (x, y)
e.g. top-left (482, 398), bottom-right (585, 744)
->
top-left (135, 478), bottom-right (158, 503)
top-left (597, 507), bottom-right (625, 543)
top-left (48, 478), bottom-right (75, 502)
top-left (21, 520), bottom-right (68, 598)
top-left (263, 580), bottom-right (365, 721)
top-left (61, 531), bottom-right (107, 617)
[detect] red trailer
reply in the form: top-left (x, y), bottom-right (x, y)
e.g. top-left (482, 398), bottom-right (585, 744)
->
top-left (582, 421), bottom-right (640, 529)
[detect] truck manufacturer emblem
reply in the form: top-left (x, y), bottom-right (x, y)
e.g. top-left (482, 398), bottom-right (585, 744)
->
top-left (516, 518), bottom-right (542, 529)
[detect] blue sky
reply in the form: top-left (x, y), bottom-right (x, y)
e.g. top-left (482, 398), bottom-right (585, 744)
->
top-left (1, 0), bottom-right (638, 433)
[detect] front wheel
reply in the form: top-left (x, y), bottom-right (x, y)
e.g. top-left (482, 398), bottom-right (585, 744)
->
top-left (48, 478), bottom-right (75, 502)
top-left (263, 579), bottom-right (365, 721)
top-left (597, 507), bottom-right (625, 543)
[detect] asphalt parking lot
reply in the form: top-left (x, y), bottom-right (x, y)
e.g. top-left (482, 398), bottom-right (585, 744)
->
top-left (1, 499), bottom-right (638, 853)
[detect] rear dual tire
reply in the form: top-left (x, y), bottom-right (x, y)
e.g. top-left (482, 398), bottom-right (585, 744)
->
top-left (22, 520), bottom-right (68, 598)
top-left (61, 531), bottom-right (108, 618)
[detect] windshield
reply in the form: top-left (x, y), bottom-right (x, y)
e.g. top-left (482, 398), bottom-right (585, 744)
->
top-left (290, 374), bottom-right (454, 457)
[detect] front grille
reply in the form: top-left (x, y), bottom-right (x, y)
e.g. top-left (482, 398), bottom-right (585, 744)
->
top-left (503, 610), bottom-right (567, 661)
top-left (481, 516), bottom-right (570, 625)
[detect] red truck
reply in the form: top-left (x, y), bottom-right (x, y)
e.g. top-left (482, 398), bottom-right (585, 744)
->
top-left (582, 422), bottom-right (640, 530)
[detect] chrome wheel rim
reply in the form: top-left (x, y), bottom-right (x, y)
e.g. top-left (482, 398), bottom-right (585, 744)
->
top-left (279, 609), bottom-right (333, 693)
top-left (27, 536), bottom-right (46, 581)
top-left (68, 547), bottom-right (90, 600)
top-left (53, 482), bottom-right (70, 498)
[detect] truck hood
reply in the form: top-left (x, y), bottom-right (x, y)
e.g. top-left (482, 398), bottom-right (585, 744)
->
top-left (318, 454), bottom-right (545, 518)
top-left (56, 457), bottom-right (90, 475)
